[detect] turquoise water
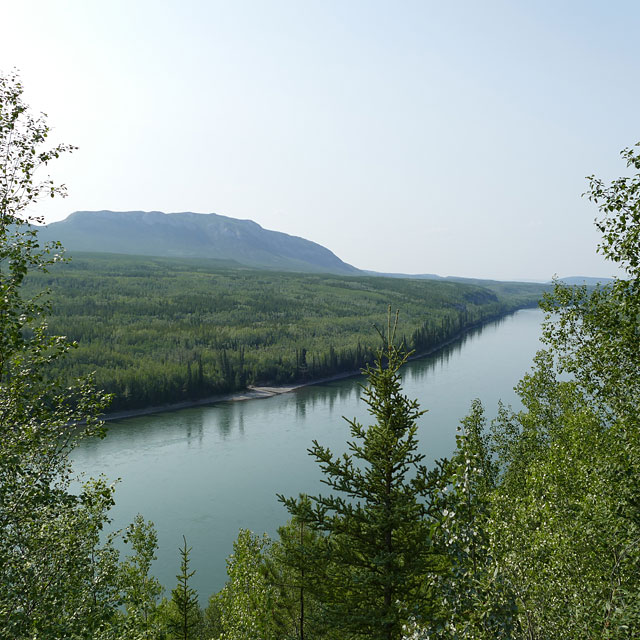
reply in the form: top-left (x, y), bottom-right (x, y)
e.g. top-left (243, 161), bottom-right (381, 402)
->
top-left (71, 307), bottom-right (544, 599)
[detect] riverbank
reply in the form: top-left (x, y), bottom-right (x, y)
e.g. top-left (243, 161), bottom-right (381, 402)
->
top-left (102, 307), bottom-right (533, 422)
top-left (102, 375), bottom-right (360, 421)
top-left (75, 306), bottom-right (546, 598)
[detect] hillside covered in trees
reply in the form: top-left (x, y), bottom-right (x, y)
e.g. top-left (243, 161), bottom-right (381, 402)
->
top-left (27, 252), bottom-right (546, 412)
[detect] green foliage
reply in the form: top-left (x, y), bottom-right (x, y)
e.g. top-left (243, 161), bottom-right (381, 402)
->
top-left (201, 595), bottom-right (224, 640)
top-left (116, 515), bottom-right (164, 638)
top-left (210, 518), bottom-right (335, 640)
top-left (488, 362), bottom-right (638, 638)
top-left (23, 251), bottom-right (544, 412)
top-left (0, 70), bottom-right (169, 640)
top-left (422, 400), bottom-right (517, 639)
top-left (482, 144), bottom-right (640, 639)
top-left (405, 142), bottom-right (640, 639)
top-left (210, 529), bottom-right (284, 640)
top-left (165, 537), bottom-right (202, 640)
top-left (540, 143), bottom-right (640, 426)
top-left (263, 512), bottom-right (338, 640)
top-left (0, 69), bottom-right (120, 639)
top-left (280, 316), bottom-right (441, 640)
top-left (590, 143), bottom-right (640, 275)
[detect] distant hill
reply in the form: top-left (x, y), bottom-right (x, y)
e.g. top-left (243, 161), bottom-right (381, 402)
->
top-left (36, 210), bottom-right (610, 286)
top-left (37, 210), bottom-right (360, 275)
top-left (362, 270), bottom-right (444, 280)
top-left (554, 276), bottom-right (615, 286)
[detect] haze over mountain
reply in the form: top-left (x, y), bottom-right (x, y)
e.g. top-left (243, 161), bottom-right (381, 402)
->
top-left (38, 210), bottom-right (360, 275)
top-left (38, 210), bottom-right (601, 286)
top-left (553, 276), bottom-right (615, 286)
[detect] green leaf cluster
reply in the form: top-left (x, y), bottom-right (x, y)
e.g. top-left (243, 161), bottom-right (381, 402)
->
top-left (1, 70), bottom-right (168, 640)
top-left (409, 143), bottom-right (640, 639)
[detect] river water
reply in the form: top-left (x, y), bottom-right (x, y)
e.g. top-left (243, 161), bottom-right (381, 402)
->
top-left (71, 307), bottom-right (544, 599)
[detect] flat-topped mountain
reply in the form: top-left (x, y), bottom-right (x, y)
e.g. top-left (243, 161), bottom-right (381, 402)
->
top-left (38, 210), bottom-right (360, 275)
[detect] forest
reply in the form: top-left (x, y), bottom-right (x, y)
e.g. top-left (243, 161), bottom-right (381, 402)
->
top-left (2, 72), bottom-right (640, 639)
top-left (25, 253), bottom-right (545, 411)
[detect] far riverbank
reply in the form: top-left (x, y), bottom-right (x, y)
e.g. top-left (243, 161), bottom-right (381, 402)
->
top-left (102, 306), bottom-right (538, 422)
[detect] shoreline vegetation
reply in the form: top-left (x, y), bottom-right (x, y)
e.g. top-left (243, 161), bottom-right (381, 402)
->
top-left (24, 251), bottom-right (548, 415)
top-left (102, 307), bottom-right (533, 421)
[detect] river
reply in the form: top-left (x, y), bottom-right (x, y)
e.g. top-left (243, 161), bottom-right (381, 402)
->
top-left (71, 307), bottom-right (545, 599)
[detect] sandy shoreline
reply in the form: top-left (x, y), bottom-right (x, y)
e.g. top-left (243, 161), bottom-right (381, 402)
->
top-left (101, 309), bottom-right (524, 422)
top-left (102, 373), bottom-right (361, 422)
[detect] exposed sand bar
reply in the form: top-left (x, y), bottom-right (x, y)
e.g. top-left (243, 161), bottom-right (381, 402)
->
top-left (101, 376), bottom-right (356, 422)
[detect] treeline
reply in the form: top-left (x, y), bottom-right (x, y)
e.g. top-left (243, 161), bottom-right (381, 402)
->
top-left (27, 252), bottom-right (545, 412)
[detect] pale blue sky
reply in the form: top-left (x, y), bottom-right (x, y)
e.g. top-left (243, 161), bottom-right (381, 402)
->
top-left (2, 1), bottom-right (638, 279)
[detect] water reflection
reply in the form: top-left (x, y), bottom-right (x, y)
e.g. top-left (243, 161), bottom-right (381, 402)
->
top-left (102, 311), bottom-right (536, 450)
top-left (407, 316), bottom-right (509, 384)
top-left (212, 405), bottom-right (233, 438)
top-left (238, 409), bottom-right (245, 436)
top-left (295, 396), bottom-right (306, 420)
top-left (183, 412), bottom-right (204, 447)
top-left (72, 308), bottom-right (544, 599)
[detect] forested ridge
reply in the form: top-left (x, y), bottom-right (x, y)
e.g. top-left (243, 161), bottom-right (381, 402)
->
top-left (26, 252), bottom-right (546, 412)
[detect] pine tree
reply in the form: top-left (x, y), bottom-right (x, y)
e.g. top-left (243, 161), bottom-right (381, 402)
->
top-left (280, 312), bottom-right (440, 640)
top-left (262, 507), bottom-right (334, 640)
top-left (167, 537), bottom-right (201, 640)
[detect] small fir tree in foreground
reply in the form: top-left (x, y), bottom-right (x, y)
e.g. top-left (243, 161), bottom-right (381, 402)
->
top-left (280, 312), bottom-right (441, 640)
top-left (166, 537), bottom-right (201, 640)
top-left (262, 509), bottom-right (335, 640)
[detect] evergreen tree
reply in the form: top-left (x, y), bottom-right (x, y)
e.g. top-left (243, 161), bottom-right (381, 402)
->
top-left (166, 537), bottom-right (201, 640)
top-left (262, 508), bottom-right (336, 640)
top-left (280, 313), bottom-right (440, 640)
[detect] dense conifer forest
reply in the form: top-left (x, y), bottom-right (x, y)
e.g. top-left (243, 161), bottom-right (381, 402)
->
top-left (27, 252), bottom-right (545, 411)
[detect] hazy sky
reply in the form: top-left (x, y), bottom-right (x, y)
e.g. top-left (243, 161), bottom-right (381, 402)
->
top-left (2, 1), bottom-right (638, 280)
